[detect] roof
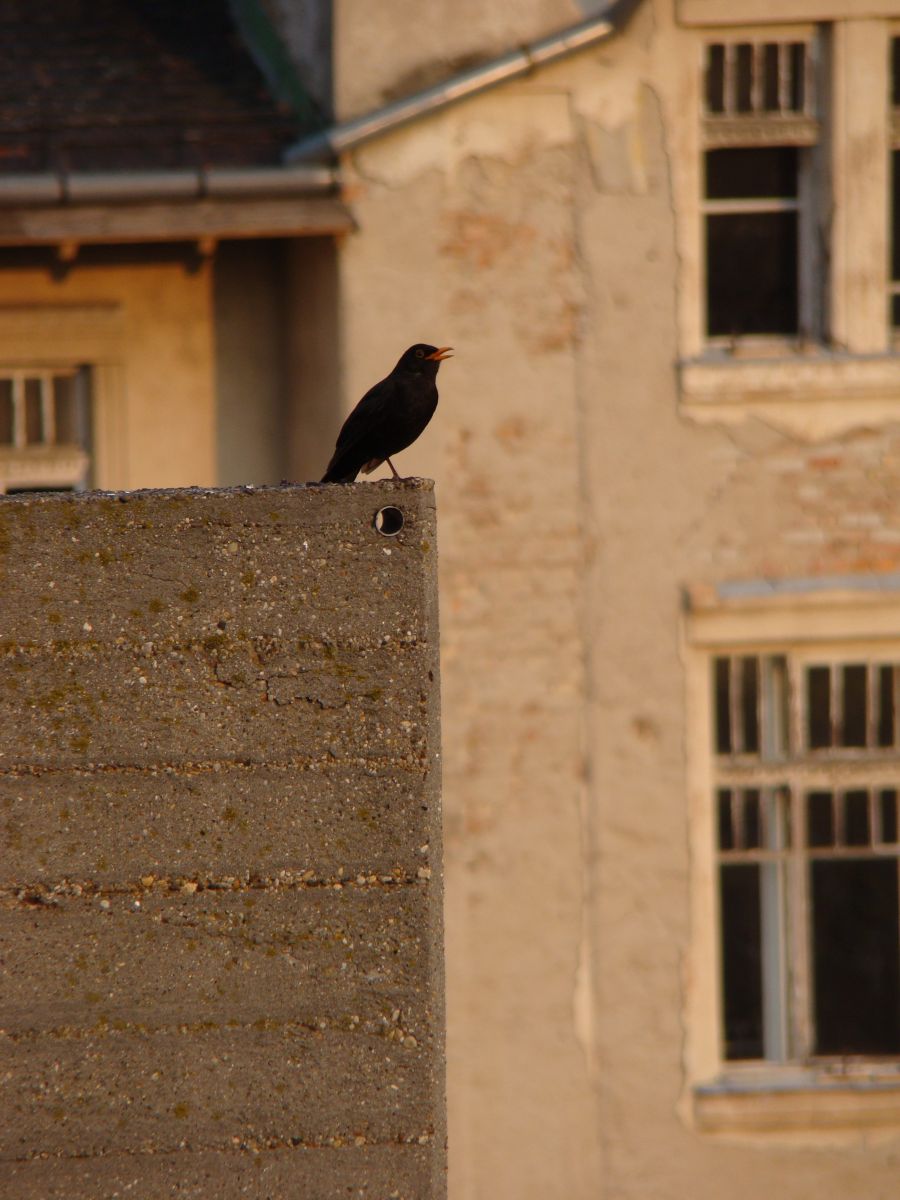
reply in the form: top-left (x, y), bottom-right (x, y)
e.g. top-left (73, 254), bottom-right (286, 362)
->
top-left (0, 0), bottom-right (316, 176)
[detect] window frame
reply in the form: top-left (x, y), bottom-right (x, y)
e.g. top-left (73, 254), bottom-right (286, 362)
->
top-left (684, 578), bottom-right (900, 1136)
top-left (0, 364), bottom-right (93, 493)
top-left (0, 305), bottom-right (128, 490)
top-left (700, 33), bottom-right (822, 346)
top-left (673, 18), bottom-right (897, 429)
top-left (714, 651), bottom-right (900, 1065)
top-left (886, 28), bottom-right (900, 333)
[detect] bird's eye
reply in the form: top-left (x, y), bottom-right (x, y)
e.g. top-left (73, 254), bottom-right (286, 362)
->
top-left (415, 348), bottom-right (424, 358)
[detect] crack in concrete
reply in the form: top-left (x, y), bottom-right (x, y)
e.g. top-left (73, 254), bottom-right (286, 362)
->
top-left (0, 753), bottom-right (432, 776)
top-left (0, 635), bottom-right (429, 658)
top-left (1, 870), bottom-right (425, 906)
top-left (1, 1128), bottom-right (436, 1165)
top-left (1, 1012), bottom-right (424, 1046)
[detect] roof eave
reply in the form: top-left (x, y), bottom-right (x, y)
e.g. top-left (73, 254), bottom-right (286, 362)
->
top-left (0, 166), bottom-right (354, 248)
top-left (284, 0), bottom-right (643, 164)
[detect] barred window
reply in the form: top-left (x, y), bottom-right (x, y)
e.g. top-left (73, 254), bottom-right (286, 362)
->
top-left (0, 365), bottom-right (93, 493)
top-left (701, 35), bottom-right (823, 342)
top-left (713, 653), bottom-right (900, 1063)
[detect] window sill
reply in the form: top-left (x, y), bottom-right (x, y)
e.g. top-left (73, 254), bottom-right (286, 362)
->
top-left (0, 444), bottom-right (89, 491)
top-left (694, 1066), bottom-right (900, 1135)
top-left (679, 351), bottom-right (900, 435)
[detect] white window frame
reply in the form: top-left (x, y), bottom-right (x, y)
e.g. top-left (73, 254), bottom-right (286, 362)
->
top-left (701, 32), bottom-right (823, 348)
top-left (0, 305), bottom-right (128, 489)
top-left (683, 578), bottom-right (900, 1137)
top-left (678, 1), bottom-right (900, 25)
top-left (887, 27), bottom-right (900, 332)
top-left (0, 365), bottom-right (92, 493)
top-left (671, 18), bottom-right (900, 432)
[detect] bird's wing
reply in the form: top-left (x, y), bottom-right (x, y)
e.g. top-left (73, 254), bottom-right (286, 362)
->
top-left (320, 378), bottom-right (395, 481)
top-left (332, 377), bottom-right (394, 455)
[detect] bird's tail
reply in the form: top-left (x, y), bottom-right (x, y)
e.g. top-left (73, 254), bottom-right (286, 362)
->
top-left (320, 454), bottom-right (359, 484)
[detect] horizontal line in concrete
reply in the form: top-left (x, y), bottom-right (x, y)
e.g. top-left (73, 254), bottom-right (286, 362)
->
top-left (3, 1015), bottom-right (432, 1046)
top-left (0, 1141), bottom-right (436, 1200)
top-left (0, 756), bottom-right (430, 776)
top-left (1, 1132), bottom-right (435, 1162)
top-left (1, 875), bottom-right (426, 902)
top-left (1, 1028), bottom-right (434, 1158)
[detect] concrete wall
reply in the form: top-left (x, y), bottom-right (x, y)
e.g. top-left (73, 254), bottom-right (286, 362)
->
top-left (316, 1), bottom-right (900, 1197)
top-left (0, 481), bottom-right (444, 1198)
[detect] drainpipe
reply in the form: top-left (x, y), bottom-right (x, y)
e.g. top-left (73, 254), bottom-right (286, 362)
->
top-left (283, 0), bottom-right (642, 164)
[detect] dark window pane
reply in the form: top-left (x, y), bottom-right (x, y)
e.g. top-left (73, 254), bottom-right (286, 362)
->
top-left (721, 863), bottom-right (764, 1060)
top-left (772, 656), bottom-right (791, 757)
top-left (879, 666), bottom-right (895, 748)
top-left (743, 790), bottom-right (761, 849)
top-left (808, 666), bottom-right (831, 748)
top-left (762, 44), bottom-right (780, 111)
top-left (24, 380), bottom-right (41, 444)
top-left (808, 791), bottom-right (834, 848)
top-left (789, 42), bottom-right (806, 112)
top-left (0, 380), bottom-right (11, 443)
top-left (707, 43), bottom-right (725, 113)
top-left (71, 371), bottom-right (92, 466)
top-left (892, 152), bottom-right (900, 283)
top-left (844, 791), bottom-right (870, 847)
top-left (892, 37), bottom-right (900, 108)
top-left (881, 790), bottom-right (898, 844)
top-left (741, 656), bottom-right (760, 753)
top-left (892, 293), bottom-right (900, 329)
top-left (706, 147), bottom-right (798, 201)
top-left (715, 658), bottom-right (731, 753)
top-left (812, 859), bottom-right (900, 1055)
top-left (718, 789), bottom-right (734, 850)
top-left (707, 210), bottom-right (798, 337)
top-left (842, 665), bottom-right (867, 748)
top-left (54, 380), bottom-right (76, 444)
top-left (735, 43), bottom-right (753, 112)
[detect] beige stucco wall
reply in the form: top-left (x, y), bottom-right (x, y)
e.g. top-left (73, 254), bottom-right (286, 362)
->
top-left (323, 1), bottom-right (900, 1196)
top-left (332, 0), bottom-right (588, 118)
top-left (0, 259), bottom-right (216, 490)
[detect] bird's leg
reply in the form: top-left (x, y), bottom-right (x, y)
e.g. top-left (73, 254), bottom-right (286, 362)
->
top-left (385, 457), bottom-right (403, 480)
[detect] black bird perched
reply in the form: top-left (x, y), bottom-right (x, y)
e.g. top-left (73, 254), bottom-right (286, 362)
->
top-left (320, 343), bottom-right (453, 483)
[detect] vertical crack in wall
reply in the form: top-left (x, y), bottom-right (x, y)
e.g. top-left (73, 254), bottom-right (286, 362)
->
top-left (569, 90), bottom-right (603, 1096)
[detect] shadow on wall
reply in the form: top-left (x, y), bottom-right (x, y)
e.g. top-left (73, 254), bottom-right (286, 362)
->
top-left (214, 235), bottom-right (342, 487)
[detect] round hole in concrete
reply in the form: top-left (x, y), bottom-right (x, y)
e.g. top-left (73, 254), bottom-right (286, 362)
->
top-left (374, 506), bottom-right (404, 536)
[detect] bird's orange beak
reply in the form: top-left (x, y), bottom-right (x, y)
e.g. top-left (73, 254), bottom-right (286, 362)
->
top-left (426, 346), bottom-right (454, 361)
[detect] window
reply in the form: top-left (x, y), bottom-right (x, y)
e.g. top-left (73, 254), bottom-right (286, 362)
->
top-left (0, 365), bottom-right (93, 493)
top-left (713, 653), bottom-right (900, 1065)
top-left (702, 36), bottom-right (824, 343)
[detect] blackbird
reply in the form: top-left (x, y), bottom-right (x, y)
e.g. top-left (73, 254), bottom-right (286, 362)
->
top-left (320, 343), bottom-right (453, 483)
